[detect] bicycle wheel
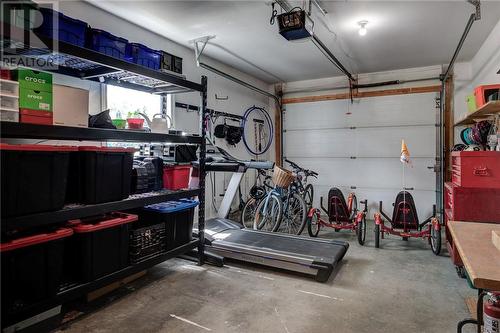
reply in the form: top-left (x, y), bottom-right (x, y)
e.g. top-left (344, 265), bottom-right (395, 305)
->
top-left (241, 198), bottom-right (259, 229)
top-left (255, 194), bottom-right (282, 232)
top-left (303, 184), bottom-right (314, 208)
top-left (356, 215), bottom-right (366, 245)
top-left (280, 192), bottom-right (307, 235)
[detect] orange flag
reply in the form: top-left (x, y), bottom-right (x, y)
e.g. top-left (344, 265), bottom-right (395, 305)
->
top-left (400, 140), bottom-right (410, 164)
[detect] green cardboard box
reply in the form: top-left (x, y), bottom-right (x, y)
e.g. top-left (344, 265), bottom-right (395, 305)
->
top-left (466, 94), bottom-right (477, 113)
top-left (16, 68), bottom-right (53, 92)
top-left (19, 88), bottom-right (53, 112)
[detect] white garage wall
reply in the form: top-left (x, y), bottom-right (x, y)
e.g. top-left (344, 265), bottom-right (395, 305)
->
top-left (53, 1), bottom-right (274, 218)
top-left (283, 66), bottom-right (442, 219)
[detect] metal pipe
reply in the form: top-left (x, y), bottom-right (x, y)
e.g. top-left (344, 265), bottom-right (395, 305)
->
top-left (283, 76), bottom-right (440, 95)
top-left (199, 62), bottom-right (280, 105)
top-left (311, 35), bottom-right (354, 81)
top-left (442, 13), bottom-right (476, 82)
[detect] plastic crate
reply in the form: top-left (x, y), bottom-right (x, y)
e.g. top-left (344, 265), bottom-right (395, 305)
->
top-left (1, 228), bottom-right (73, 317)
top-left (474, 84), bottom-right (500, 108)
top-left (0, 109), bottom-right (19, 122)
top-left (87, 29), bottom-right (129, 60)
top-left (74, 146), bottom-right (135, 204)
top-left (127, 43), bottom-right (162, 70)
top-left (163, 165), bottom-right (191, 190)
top-left (1, 144), bottom-right (76, 217)
top-left (160, 52), bottom-right (183, 74)
top-left (36, 7), bottom-right (88, 47)
top-left (143, 199), bottom-right (198, 248)
top-left (65, 212), bottom-right (137, 282)
top-left (129, 223), bottom-right (166, 263)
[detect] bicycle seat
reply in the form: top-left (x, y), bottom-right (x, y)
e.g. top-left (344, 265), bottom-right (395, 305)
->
top-left (327, 187), bottom-right (351, 223)
top-left (391, 191), bottom-right (419, 230)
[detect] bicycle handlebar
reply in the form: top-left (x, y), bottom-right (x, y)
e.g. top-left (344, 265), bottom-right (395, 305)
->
top-left (285, 159), bottom-right (318, 178)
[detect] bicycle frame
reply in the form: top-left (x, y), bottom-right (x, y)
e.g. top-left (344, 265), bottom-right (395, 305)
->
top-left (254, 186), bottom-right (284, 229)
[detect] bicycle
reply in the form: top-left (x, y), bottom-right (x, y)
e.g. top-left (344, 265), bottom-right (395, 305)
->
top-left (254, 165), bottom-right (308, 235)
top-left (240, 170), bottom-right (274, 228)
top-left (284, 159), bottom-right (318, 208)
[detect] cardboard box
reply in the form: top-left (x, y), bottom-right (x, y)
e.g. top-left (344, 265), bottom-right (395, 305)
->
top-left (19, 88), bottom-right (53, 112)
top-left (16, 68), bottom-right (53, 92)
top-left (53, 85), bottom-right (89, 128)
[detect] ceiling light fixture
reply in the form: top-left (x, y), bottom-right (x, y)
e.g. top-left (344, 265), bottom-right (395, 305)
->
top-left (358, 20), bottom-right (368, 36)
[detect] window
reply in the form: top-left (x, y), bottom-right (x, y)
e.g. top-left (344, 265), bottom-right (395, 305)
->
top-left (106, 85), bottom-right (171, 122)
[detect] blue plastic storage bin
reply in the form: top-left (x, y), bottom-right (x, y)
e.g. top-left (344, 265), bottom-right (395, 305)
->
top-left (143, 199), bottom-right (198, 248)
top-left (127, 43), bottom-right (162, 70)
top-left (36, 7), bottom-right (88, 47)
top-left (88, 29), bottom-right (129, 60)
top-left (144, 199), bottom-right (199, 213)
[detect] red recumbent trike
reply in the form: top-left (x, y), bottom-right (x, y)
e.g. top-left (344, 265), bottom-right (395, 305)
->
top-left (373, 191), bottom-right (441, 255)
top-left (306, 187), bottom-right (367, 245)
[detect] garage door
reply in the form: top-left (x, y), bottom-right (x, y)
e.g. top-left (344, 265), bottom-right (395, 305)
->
top-left (284, 92), bottom-right (438, 218)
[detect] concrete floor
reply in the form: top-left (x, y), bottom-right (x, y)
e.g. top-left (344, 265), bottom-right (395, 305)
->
top-left (56, 225), bottom-right (476, 333)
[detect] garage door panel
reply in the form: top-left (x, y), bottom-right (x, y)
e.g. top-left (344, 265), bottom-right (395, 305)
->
top-left (285, 93), bottom-right (437, 130)
top-left (285, 100), bottom-right (349, 129)
top-left (355, 126), bottom-right (435, 157)
top-left (285, 129), bottom-right (352, 157)
top-left (286, 158), bottom-right (359, 186)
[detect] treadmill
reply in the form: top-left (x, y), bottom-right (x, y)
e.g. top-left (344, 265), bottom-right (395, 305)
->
top-left (194, 144), bottom-right (349, 282)
top-left (195, 218), bottom-right (349, 282)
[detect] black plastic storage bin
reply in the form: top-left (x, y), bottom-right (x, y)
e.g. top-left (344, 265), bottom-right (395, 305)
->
top-left (77, 146), bottom-right (135, 204)
top-left (1, 228), bottom-right (73, 317)
top-left (1, 144), bottom-right (76, 217)
top-left (142, 199), bottom-right (198, 249)
top-left (129, 223), bottom-right (166, 263)
top-left (160, 51), bottom-right (183, 74)
top-left (65, 212), bottom-right (137, 282)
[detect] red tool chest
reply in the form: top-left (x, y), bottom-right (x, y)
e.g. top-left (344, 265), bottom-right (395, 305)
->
top-left (446, 149), bottom-right (500, 271)
top-left (451, 151), bottom-right (500, 189)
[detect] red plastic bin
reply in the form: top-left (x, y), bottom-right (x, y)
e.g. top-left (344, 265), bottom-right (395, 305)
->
top-left (474, 84), bottom-right (500, 108)
top-left (1, 228), bottom-right (73, 317)
top-left (451, 151), bottom-right (500, 189)
top-left (163, 165), bottom-right (191, 190)
top-left (66, 212), bottom-right (137, 282)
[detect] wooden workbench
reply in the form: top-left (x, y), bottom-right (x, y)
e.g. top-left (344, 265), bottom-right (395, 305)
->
top-left (448, 221), bottom-right (500, 290)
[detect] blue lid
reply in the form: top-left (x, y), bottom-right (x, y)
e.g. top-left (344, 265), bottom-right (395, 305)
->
top-left (144, 199), bottom-right (198, 213)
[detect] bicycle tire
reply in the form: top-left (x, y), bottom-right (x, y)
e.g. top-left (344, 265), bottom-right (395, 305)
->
top-left (303, 184), bottom-right (314, 208)
top-left (241, 198), bottom-right (259, 229)
top-left (280, 192), bottom-right (307, 235)
top-left (255, 193), bottom-right (282, 232)
top-left (307, 208), bottom-right (320, 237)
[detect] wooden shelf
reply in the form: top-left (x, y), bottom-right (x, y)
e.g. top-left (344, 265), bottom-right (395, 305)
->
top-left (454, 101), bottom-right (500, 126)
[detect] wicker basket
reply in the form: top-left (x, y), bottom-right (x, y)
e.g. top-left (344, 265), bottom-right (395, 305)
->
top-left (272, 165), bottom-right (295, 188)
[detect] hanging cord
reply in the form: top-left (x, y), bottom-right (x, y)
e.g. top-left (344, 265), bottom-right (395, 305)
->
top-left (241, 106), bottom-right (274, 156)
top-left (270, 2), bottom-right (278, 25)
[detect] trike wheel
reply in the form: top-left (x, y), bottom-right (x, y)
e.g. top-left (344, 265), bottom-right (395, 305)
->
top-left (430, 225), bottom-right (441, 255)
top-left (356, 215), bottom-right (366, 246)
top-left (307, 210), bottom-right (320, 237)
top-left (374, 224), bottom-right (380, 248)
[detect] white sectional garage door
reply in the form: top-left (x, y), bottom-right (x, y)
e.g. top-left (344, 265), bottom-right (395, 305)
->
top-left (284, 93), bottom-right (438, 218)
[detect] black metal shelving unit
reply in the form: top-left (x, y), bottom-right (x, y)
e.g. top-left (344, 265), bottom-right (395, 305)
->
top-left (1, 22), bottom-right (208, 327)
